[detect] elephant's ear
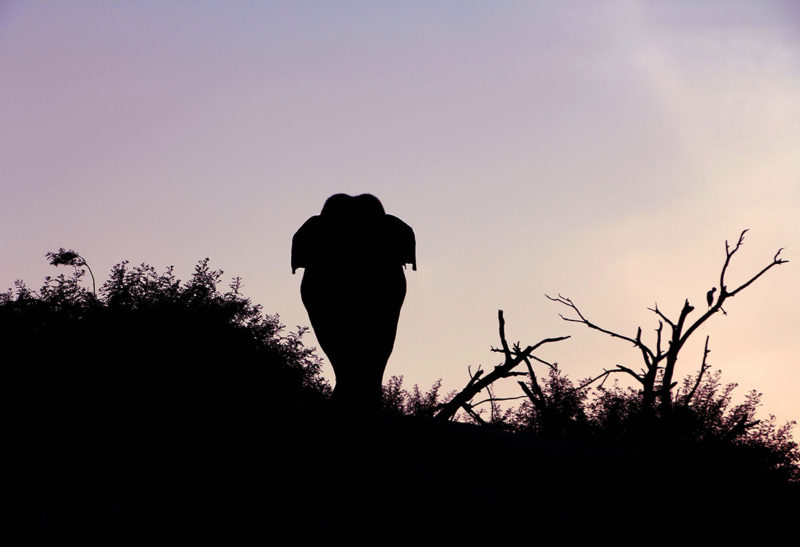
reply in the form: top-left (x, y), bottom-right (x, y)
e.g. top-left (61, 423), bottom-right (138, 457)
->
top-left (291, 216), bottom-right (322, 274)
top-left (385, 215), bottom-right (416, 271)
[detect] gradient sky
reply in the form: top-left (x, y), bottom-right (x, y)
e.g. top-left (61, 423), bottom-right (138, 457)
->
top-left (2, 1), bottom-right (798, 423)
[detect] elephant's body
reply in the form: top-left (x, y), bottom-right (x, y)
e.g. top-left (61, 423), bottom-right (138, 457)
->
top-left (292, 194), bottom-right (415, 412)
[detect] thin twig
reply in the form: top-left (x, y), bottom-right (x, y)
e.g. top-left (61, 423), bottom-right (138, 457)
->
top-left (547, 294), bottom-right (655, 361)
top-left (471, 395), bottom-right (529, 408)
top-left (683, 336), bottom-right (710, 406)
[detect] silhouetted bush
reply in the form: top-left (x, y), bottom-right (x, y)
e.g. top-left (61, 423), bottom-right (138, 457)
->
top-left (505, 368), bottom-right (800, 484)
top-left (3, 254), bottom-right (331, 532)
top-left (381, 375), bottom-right (452, 417)
top-left (510, 366), bottom-right (590, 438)
top-left (3, 256), bottom-right (329, 413)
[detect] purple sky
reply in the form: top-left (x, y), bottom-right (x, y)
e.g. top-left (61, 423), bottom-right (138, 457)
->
top-left (2, 1), bottom-right (798, 423)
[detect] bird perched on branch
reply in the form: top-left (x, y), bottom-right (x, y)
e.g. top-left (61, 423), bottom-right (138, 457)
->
top-left (706, 287), bottom-right (716, 307)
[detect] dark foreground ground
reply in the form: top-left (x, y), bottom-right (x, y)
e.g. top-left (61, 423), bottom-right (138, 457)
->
top-left (13, 403), bottom-right (799, 543)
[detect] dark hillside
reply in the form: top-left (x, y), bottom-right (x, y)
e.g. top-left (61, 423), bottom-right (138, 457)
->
top-left (4, 257), bottom-right (797, 540)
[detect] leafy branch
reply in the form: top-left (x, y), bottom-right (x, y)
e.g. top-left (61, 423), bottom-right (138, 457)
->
top-left (46, 248), bottom-right (96, 295)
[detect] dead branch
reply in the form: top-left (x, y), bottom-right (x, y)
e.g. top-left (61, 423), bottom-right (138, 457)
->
top-left (461, 404), bottom-right (486, 425)
top-left (655, 321), bottom-right (664, 357)
top-left (435, 310), bottom-right (569, 421)
top-left (678, 231), bottom-right (787, 351)
top-left (614, 363), bottom-right (646, 384)
top-left (719, 229), bottom-right (748, 292)
top-left (648, 304), bottom-right (676, 330)
top-left (573, 368), bottom-right (631, 391)
top-left (547, 294), bottom-right (655, 362)
top-left (519, 351), bottom-right (547, 406)
top-left (498, 309), bottom-right (512, 360)
top-left (491, 347), bottom-right (558, 370)
top-left (518, 381), bottom-right (540, 406)
top-left (517, 350), bottom-right (548, 412)
top-left (471, 394), bottom-right (529, 408)
top-left (726, 247), bottom-right (787, 298)
top-left (682, 336), bottom-right (710, 406)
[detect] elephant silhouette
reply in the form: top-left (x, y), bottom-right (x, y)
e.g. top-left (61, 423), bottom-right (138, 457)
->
top-left (292, 193), bottom-right (416, 412)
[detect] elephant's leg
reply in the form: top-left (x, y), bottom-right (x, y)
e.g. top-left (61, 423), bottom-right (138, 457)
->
top-left (336, 268), bottom-right (406, 411)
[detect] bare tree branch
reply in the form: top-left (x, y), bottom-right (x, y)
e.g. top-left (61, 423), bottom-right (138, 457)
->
top-left (679, 234), bottom-right (787, 349)
top-left (547, 294), bottom-right (655, 362)
top-left (573, 369), bottom-right (628, 391)
top-left (521, 353), bottom-right (546, 405)
top-left (719, 229), bottom-right (748, 292)
top-left (614, 364), bottom-right (645, 384)
top-left (683, 336), bottom-right (711, 407)
top-left (648, 304), bottom-right (676, 330)
top-left (655, 321), bottom-right (664, 357)
top-left (518, 381), bottom-right (539, 406)
top-left (498, 309), bottom-right (512, 361)
top-left (727, 247), bottom-right (788, 298)
top-left (471, 395), bottom-right (529, 408)
top-left (491, 347), bottom-right (558, 370)
top-left (435, 310), bottom-right (569, 421)
top-left (461, 403), bottom-right (486, 425)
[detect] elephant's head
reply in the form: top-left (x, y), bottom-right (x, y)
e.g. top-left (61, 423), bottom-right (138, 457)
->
top-left (291, 193), bottom-right (416, 274)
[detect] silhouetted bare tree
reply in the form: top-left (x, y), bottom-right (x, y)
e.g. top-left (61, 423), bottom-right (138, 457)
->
top-left (546, 229), bottom-right (787, 415)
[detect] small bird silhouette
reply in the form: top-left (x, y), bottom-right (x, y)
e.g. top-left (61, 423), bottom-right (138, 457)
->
top-left (706, 287), bottom-right (716, 307)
